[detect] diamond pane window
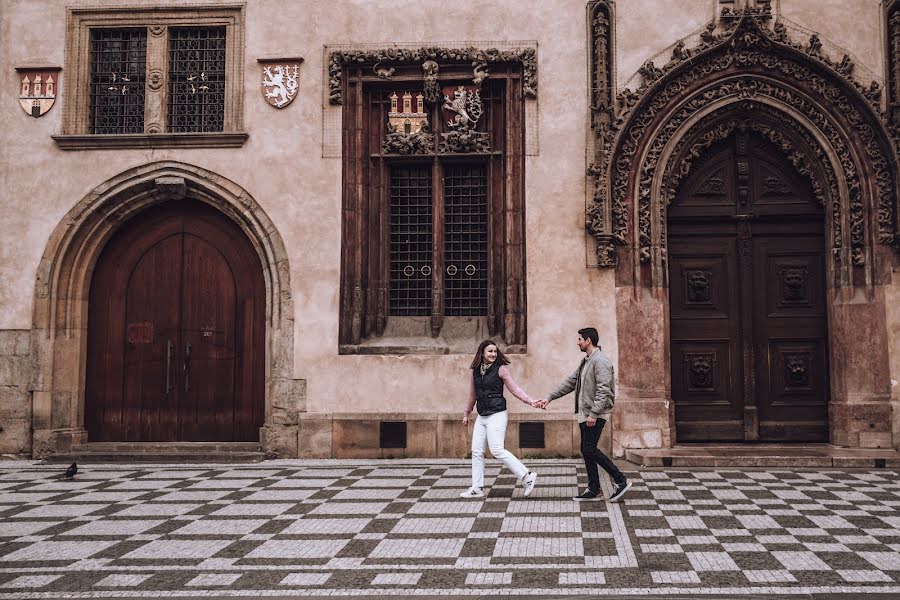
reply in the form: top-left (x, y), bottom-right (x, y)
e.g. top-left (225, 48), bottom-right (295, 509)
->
top-left (390, 167), bottom-right (433, 316)
top-left (89, 29), bottom-right (147, 134)
top-left (167, 27), bottom-right (226, 132)
top-left (445, 165), bottom-right (489, 316)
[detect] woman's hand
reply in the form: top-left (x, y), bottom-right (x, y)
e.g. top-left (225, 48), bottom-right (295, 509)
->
top-left (462, 413), bottom-right (470, 426)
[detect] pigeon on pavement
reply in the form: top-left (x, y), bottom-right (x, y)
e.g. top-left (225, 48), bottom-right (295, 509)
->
top-left (63, 462), bottom-right (77, 480)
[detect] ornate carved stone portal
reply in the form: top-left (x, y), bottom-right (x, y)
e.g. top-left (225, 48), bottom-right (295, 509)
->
top-left (586, 2), bottom-right (900, 280)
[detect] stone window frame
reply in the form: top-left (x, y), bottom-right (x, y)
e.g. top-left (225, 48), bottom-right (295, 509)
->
top-left (338, 61), bottom-right (528, 355)
top-left (54, 4), bottom-right (247, 150)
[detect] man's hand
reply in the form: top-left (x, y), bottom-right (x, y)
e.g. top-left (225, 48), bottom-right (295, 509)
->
top-left (585, 417), bottom-right (597, 427)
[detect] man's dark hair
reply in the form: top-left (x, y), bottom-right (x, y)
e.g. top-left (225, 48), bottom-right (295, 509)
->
top-left (578, 327), bottom-right (599, 347)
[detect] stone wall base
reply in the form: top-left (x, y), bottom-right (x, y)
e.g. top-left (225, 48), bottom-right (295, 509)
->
top-left (32, 428), bottom-right (88, 459)
top-left (831, 401), bottom-right (894, 448)
top-left (261, 424), bottom-right (299, 458)
top-left (297, 412), bottom-right (612, 459)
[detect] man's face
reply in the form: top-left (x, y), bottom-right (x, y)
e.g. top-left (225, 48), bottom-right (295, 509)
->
top-left (577, 335), bottom-right (591, 353)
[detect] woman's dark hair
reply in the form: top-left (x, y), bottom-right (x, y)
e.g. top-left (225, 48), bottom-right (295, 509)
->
top-left (578, 327), bottom-right (599, 347)
top-left (470, 339), bottom-right (511, 370)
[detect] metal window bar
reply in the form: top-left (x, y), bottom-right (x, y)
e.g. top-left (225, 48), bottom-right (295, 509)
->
top-left (89, 28), bottom-right (147, 134)
top-left (390, 166), bottom-right (433, 316)
top-left (167, 27), bottom-right (226, 132)
top-left (444, 165), bottom-right (488, 316)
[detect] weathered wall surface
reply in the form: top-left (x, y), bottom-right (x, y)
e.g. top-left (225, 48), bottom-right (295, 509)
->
top-left (0, 0), bottom-right (896, 455)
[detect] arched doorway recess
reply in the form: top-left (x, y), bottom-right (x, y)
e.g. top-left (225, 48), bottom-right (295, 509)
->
top-left (586, 4), bottom-right (900, 452)
top-left (668, 129), bottom-right (828, 443)
top-left (31, 162), bottom-right (301, 458)
top-left (86, 201), bottom-right (265, 442)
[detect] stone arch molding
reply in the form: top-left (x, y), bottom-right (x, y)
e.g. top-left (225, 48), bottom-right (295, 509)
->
top-left (30, 161), bottom-right (303, 458)
top-left (587, 3), bottom-right (900, 287)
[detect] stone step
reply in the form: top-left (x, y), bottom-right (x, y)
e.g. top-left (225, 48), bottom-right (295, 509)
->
top-left (626, 444), bottom-right (900, 468)
top-left (45, 442), bottom-right (265, 464)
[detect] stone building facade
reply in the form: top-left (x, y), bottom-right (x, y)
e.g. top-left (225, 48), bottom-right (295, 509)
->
top-left (0, 0), bottom-right (898, 459)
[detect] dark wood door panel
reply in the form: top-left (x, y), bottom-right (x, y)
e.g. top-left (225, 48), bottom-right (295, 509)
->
top-left (668, 131), bottom-right (828, 443)
top-left (86, 202), bottom-right (264, 443)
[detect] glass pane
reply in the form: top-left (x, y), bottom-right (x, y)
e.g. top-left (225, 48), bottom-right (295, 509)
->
top-left (444, 165), bottom-right (488, 316)
top-left (167, 27), bottom-right (226, 132)
top-left (89, 28), bottom-right (147, 134)
top-left (390, 166), bottom-right (433, 316)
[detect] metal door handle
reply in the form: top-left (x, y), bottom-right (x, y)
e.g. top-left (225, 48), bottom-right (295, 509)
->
top-left (184, 341), bottom-right (192, 392)
top-left (165, 340), bottom-right (173, 394)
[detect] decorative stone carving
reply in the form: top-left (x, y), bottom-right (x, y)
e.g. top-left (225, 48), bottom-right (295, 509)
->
top-left (327, 46), bottom-right (537, 106)
top-left (589, 1), bottom-right (614, 130)
top-left (586, 5), bottom-right (898, 272)
top-left (780, 267), bottom-right (808, 303)
top-left (259, 60), bottom-right (302, 109)
top-left (422, 60), bottom-right (440, 104)
top-left (686, 353), bottom-right (716, 390)
top-left (440, 85), bottom-right (490, 153)
top-left (783, 352), bottom-right (810, 387)
top-left (685, 269), bottom-right (712, 304)
top-left (382, 124), bottom-right (434, 155)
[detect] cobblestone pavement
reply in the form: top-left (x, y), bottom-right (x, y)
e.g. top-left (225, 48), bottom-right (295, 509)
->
top-left (2, 460), bottom-right (900, 598)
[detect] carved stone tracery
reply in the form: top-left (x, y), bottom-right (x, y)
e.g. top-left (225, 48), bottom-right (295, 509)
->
top-left (587, 4), bottom-right (900, 277)
top-left (328, 46), bottom-right (537, 106)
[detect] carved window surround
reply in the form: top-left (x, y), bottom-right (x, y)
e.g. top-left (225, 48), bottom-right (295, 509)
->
top-left (336, 56), bottom-right (528, 353)
top-left (55, 5), bottom-right (246, 150)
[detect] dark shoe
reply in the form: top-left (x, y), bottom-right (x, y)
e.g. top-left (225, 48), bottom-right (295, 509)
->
top-left (607, 480), bottom-right (632, 503)
top-left (573, 489), bottom-right (599, 501)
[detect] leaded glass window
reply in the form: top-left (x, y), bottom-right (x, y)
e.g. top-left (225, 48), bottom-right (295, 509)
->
top-left (89, 29), bottom-right (147, 134)
top-left (167, 27), bottom-right (226, 132)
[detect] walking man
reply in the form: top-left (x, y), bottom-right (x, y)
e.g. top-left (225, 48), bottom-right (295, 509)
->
top-left (535, 328), bottom-right (631, 502)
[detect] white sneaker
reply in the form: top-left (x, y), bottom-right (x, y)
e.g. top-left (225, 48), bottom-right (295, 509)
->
top-left (522, 471), bottom-right (538, 497)
top-left (460, 486), bottom-right (484, 498)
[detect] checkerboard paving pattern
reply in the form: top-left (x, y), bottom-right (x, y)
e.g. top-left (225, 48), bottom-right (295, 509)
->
top-left (1, 461), bottom-right (900, 597)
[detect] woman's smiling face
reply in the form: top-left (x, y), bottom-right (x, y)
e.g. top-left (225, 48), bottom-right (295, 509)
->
top-left (482, 344), bottom-right (498, 364)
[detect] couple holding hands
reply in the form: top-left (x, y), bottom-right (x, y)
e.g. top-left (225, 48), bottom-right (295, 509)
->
top-left (461, 328), bottom-right (631, 503)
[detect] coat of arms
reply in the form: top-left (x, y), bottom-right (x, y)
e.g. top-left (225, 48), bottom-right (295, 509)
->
top-left (440, 85), bottom-right (490, 153)
top-left (258, 58), bottom-right (303, 109)
top-left (17, 67), bottom-right (61, 117)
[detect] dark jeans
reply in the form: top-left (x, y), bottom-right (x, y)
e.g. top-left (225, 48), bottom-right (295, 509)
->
top-left (580, 418), bottom-right (625, 493)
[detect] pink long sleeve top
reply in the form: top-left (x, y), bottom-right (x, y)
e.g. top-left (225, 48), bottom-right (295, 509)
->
top-left (464, 365), bottom-right (535, 415)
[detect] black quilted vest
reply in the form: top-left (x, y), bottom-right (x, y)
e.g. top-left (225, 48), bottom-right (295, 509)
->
top-left (473, 361), bottom-right (507, 417)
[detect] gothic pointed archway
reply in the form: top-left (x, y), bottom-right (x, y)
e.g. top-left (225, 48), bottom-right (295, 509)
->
top-left (586, 3), bottom-right (900, 452)
top-left (30, 162), bottom-right (302, 458)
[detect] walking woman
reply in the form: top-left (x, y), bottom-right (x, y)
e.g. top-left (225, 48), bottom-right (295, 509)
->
top-left (461, 340), bottom-right (539, 499)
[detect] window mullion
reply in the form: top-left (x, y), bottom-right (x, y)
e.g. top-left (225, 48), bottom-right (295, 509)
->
top-left (431, 157), bottom-right (445, 337)
top-left (144, 25), bottom-right (168, 133)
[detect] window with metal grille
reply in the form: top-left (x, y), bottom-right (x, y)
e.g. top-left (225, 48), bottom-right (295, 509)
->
top-left (89, 29), bottom-right (147, 134)
top-left (445, 165), bottom-right (489, 315)
top-left (390, 167), bottom-right (433, 315)
top-left (167, 27), bottom-right (226, 132)
top-left (339, 63), bottom-right (526, 351)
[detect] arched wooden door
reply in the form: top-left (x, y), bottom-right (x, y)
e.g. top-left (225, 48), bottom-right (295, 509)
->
top-left (86, 201), bottom-right (265, 442)
top-left (668, 131), bottom-right (829, 442)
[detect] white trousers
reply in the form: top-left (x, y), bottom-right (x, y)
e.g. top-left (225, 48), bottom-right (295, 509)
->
top-left (471, 410), bottom-right (528, 488)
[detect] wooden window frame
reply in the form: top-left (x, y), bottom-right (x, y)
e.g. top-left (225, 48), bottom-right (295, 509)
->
top-left (339, 62), bottom-right (526, 354)
top-left (54, 4), bottom-right (246, 150)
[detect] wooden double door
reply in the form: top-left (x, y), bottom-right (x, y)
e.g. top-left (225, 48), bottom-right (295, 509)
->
top-left (668, 132), bottom-right (829, 442)
top-left (86, 201), bottom-right (265, 442)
